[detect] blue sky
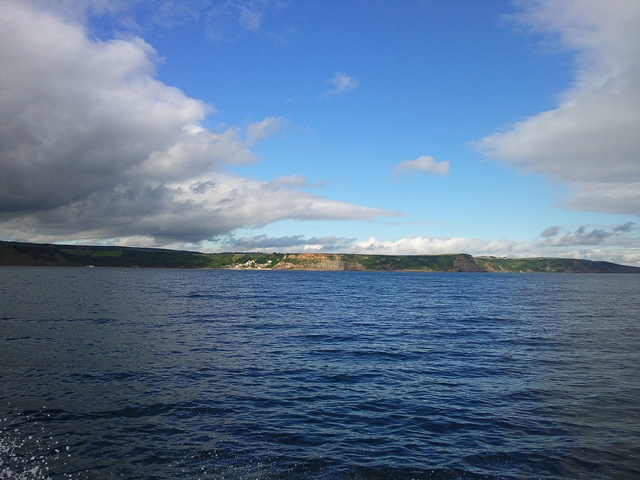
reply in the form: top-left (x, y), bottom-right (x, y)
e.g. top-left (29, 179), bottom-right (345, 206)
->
top-left (1, 0), bottom-right (640, 264)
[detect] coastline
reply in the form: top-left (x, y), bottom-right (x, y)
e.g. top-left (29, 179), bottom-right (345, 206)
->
top-left (2, 240), bottom-right (639, 273)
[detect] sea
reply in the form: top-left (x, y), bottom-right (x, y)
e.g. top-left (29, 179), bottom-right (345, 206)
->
top-left (1, 267), bottom-right (639, 479)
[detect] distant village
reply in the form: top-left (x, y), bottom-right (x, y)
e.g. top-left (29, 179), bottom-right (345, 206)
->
top-left (232, 259), bottom-right (273, 270)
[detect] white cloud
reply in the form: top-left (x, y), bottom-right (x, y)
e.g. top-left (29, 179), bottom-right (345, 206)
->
top-left (246, 116), bottom-right (287, 145)
top-left (324, 72), bottom-right (359, 97)
top-left (0, 1), bottom-right (394, 245)
top-left (266, 175), bottom-right (323, 189)
top-left (350, 236), bottom-right (516, 256)
top-left (392, 155), bottom-right (450, 176)
top-left (475, 0), bottom-right (640, 215)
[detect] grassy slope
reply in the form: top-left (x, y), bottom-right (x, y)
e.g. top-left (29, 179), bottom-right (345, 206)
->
top-left (353, 254), bottom-right (459, 271)
top-left (1, 241), bottom-right (639, 273)
top-left (473, 256), bottom-right (640, 273)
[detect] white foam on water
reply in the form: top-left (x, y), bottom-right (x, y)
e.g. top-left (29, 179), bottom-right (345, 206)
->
top-left (0, 429), bottom-right (49, 480)
top-left (0, 412), bottom-right (73, 480)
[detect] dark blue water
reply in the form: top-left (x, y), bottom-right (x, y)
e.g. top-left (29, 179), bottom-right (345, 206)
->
top-left (1, 268), bottom-right (639, 479)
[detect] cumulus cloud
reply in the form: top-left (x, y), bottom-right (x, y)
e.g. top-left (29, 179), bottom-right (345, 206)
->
top-left (0, 1), bottom-right (394, 245)
top-left (0, 171), bottom-right (393, 244)
top-left (392, 156), bottom-right (450, 176)
top-left (0, 1), bottom-right (203, 213)
top-left (475, 0), bottom-right (640, 215)
top-left (324, 72), bottom-right (359, 97)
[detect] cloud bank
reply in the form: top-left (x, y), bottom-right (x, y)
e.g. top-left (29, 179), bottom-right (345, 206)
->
top-left (0, 1), bottom-right (392, 246)
top-left (476, 0), bottom-right (640, 216)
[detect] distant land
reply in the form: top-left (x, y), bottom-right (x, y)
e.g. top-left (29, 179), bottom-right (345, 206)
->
top-left (1, 240), bottom-right (640, 273)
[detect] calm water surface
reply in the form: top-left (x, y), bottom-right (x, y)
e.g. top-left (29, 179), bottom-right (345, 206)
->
top-left (1, 267), bottom-right (639, 479)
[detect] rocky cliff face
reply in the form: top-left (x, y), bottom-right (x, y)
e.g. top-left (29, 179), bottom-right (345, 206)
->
top-left (271, 253), bottom-right (483, 271)
top-left (272, 254), bottom-right (366, 271)
top-left (452, 254), bottom-right (484, 272)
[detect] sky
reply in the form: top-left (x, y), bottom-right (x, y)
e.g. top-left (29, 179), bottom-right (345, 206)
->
top-left (1, 0), bottom-right (640, 265)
